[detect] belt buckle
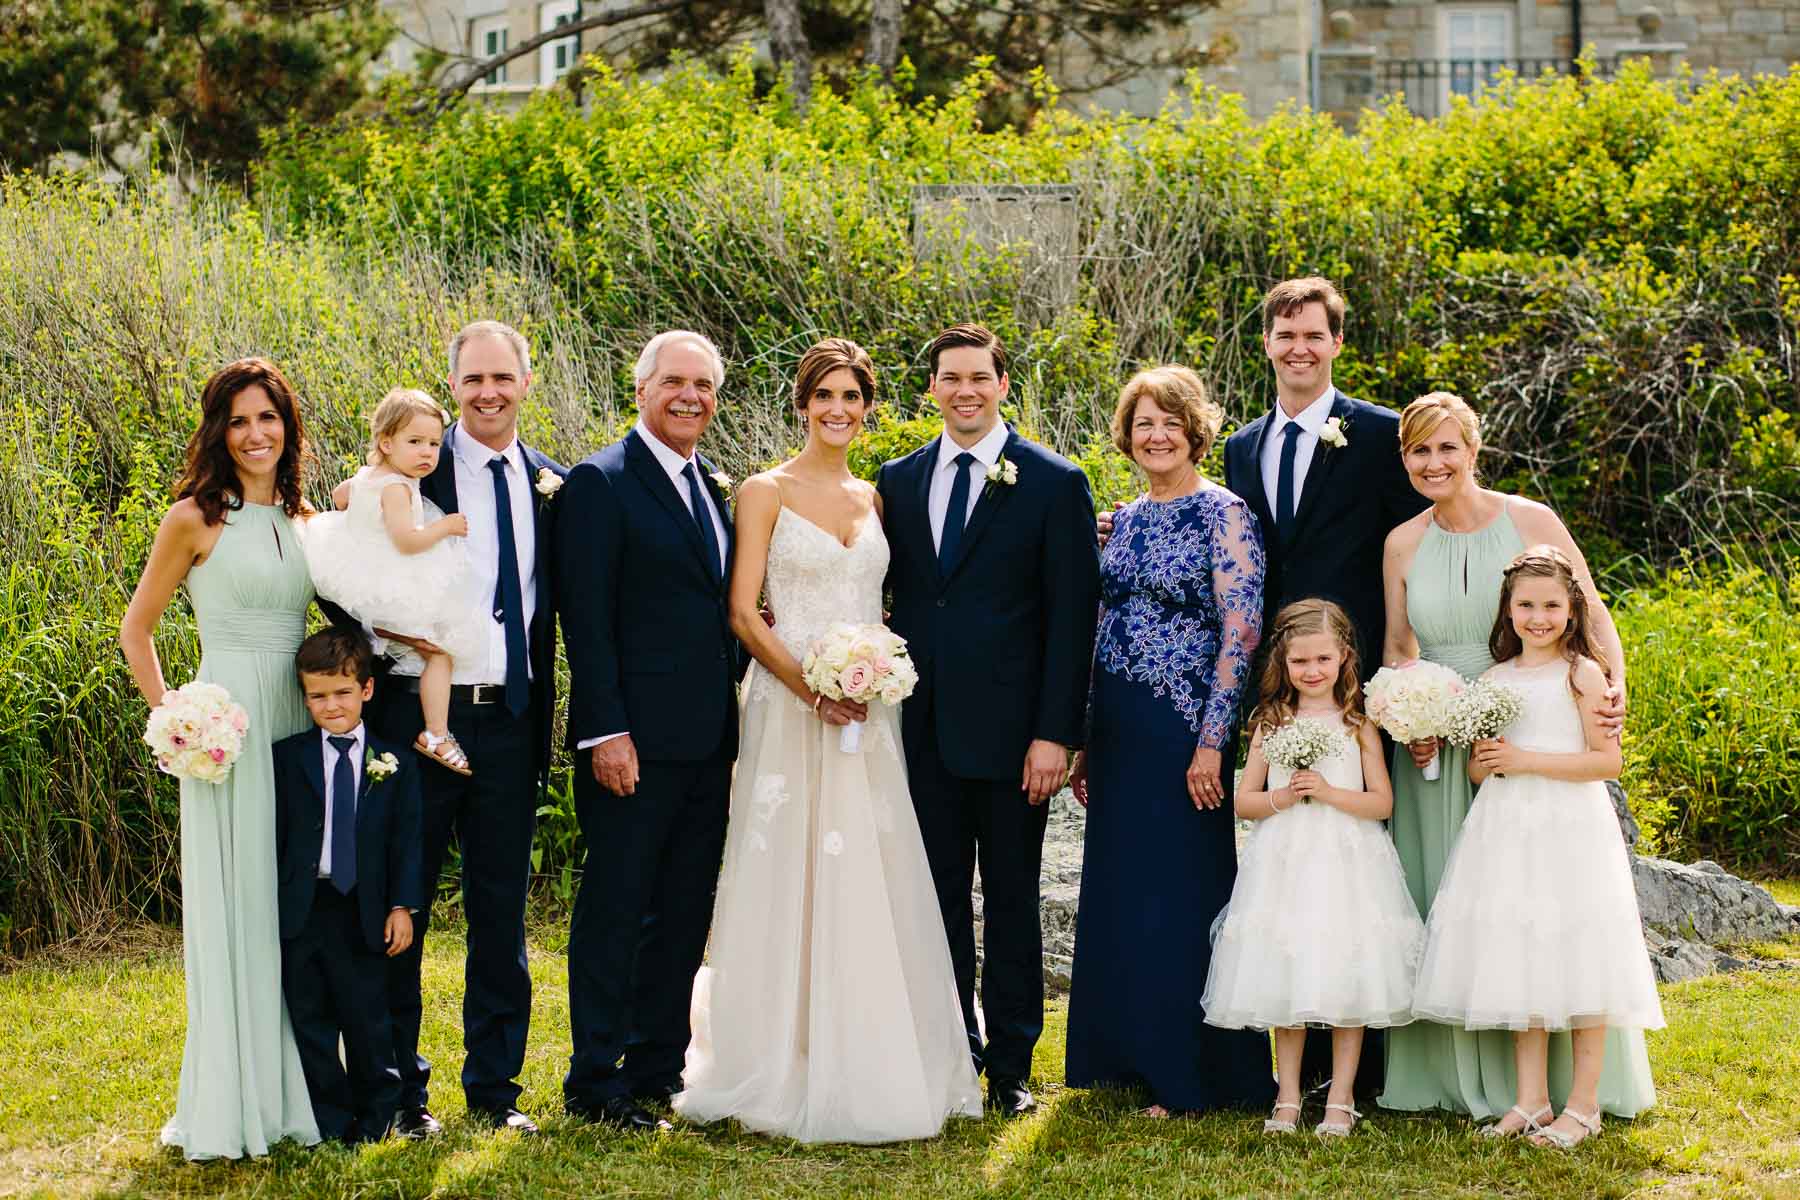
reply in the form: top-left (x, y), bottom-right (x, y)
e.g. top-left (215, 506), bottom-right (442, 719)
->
top-left (470, 683), bottom-right (502, 706)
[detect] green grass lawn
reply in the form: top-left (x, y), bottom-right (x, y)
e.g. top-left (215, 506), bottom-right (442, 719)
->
top-left (3, 921), bottom-right (1797, 1200)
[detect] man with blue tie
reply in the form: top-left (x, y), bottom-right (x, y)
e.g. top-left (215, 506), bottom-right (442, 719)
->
top-left (1220, 278), bottom-right (1427, 1097)
top-left (363, 321), bottom-right (566, 1137)
top-left (275, 628), bottom-right (422, 1144)
top-left (556, 330), bottom-right (743, 1132)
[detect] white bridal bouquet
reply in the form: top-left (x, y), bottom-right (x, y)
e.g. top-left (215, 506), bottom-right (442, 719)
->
top-left (801, 622), bottom-right (919, 752)
top-left (1363, 660), bottom-right (1465, 781)
top-left (144, 681), bottom-right (250, 783)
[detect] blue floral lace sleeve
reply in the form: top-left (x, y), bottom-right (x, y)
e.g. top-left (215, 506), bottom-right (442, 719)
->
top-left (1093, 488), bottom-right (1266, 748)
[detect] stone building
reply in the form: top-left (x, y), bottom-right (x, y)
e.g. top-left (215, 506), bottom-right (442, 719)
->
top-left (1087, 1), bottom-right (1800, 122)
top-left (379, 1), bottom-right (1800, 119)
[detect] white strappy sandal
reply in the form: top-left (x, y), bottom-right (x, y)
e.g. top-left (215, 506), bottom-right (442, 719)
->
top-left (1262, 1101), bottom-right (1301, 1133)
top-left (1532, 1107), bottom-right (1603, 1149)
top-left (1315, 1103), bottom-right (1361, 1137)
top-left (1477, 1104), bottom-right (1552, 1139)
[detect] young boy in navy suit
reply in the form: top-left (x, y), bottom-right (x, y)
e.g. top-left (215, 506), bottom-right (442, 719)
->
top-left (275, 628), bottom-right (424, 1143)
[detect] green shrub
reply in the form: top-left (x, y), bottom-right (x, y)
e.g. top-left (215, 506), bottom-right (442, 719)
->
top-left (1615, 564), bottom-right (1799, 871)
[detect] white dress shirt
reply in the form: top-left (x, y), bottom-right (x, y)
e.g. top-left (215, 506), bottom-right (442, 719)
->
top-left (577, 421), bottom-right (730, 752)
top-left (1258, 386), bottom-right (1337, 513)
top-left (928, 420), bottom-right (1011, 551)
top-left (317, 723), bottom-right (364, 879)
top-left (388, 421), bottom-right (537, 685)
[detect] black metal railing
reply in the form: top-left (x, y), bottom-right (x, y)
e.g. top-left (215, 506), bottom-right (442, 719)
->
top-left (1373, 56), bottom-right (1620, 119)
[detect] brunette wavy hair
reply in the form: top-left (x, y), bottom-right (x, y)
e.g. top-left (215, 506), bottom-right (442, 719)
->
top-left (792, 337), bottom-right (878, 412)
top-left (1489, 546), bottom-right (1610, 696)
top-left (174, 358), bottom-right (310, 525)
top-left (1250, 598), bottom-right (1367, 736)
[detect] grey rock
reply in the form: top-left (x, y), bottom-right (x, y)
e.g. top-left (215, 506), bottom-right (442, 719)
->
top-left (1608, 780), bottom-right (1639, 849)
top-left (1632, 856), bottom-right (1791, 946)
top-left (1642, 927), bottom-right (1749, 984)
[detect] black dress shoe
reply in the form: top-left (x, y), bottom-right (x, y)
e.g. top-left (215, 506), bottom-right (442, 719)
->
top-left (986, 1078), bottom-right (1037, 1118)
top-left (473, 1106), bottom-right (541, 1135)
top-left (632, 1080), bottom-right (683, 1108)
top-left (576, 1096), bottom-right (672, 1132)
top-left (395, 1107), bottom-right (443, 1139)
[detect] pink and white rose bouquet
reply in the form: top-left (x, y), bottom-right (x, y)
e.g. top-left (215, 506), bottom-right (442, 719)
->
top-left (144, 681), bottom-right (250, 783)
top-left (801, 622), bottom-right (919, 752)
top-left (1362, 660), bottom-right (1465, 781)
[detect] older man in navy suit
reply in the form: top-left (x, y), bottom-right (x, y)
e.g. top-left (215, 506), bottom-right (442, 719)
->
top-left (556, 330), bottom-right (744, 1132)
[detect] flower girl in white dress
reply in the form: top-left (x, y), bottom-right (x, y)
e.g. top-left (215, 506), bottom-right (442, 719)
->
top-left (1203, 599), bottom-right (1425, 1137)
top-left (303, 389), bottom-right (485, 775)
top-left (1412, 547), bottom-right (1663, 1148)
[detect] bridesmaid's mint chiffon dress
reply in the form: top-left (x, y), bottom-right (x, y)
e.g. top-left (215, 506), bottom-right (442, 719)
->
top-left (161, 503), bottom-right (320, 1159)
top-left (1379, 507), bottom-right (1656, 1119)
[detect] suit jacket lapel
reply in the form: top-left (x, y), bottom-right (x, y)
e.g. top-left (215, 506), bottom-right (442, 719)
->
top-left (426, 425), bottom-right (461, 514)
top-left (915, 437), bottom-right (945, 579)
top-left (942, 429), bottom-right (1017, 581)
top-left (1234, 411), bottom-right (1276, 533)
top-left (1287, 390), bottom-right (1351, 545)
top-left (625, 431), bottom-right (713, 578)
top-left (696, 454), bottom-right (734, 574)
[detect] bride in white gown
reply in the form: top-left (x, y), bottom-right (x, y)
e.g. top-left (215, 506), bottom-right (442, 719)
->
top-left (674, 338), bottom-right (984, 1144)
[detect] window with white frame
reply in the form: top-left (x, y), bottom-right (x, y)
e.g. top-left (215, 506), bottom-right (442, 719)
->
top-left (1438, 6), bottom-right (1515, 102)
top-left (540, 1), bottom-right (580, 84)
top-left (473, 14), bottom-right (510, 86)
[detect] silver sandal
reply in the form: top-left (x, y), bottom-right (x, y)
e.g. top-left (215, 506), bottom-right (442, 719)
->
top-left (1532, 1107), bottom-right (1602, 1149)
top-left (1262, 1101), bottom-right (1301, 1133)
top-left (1477, 1104), bottom-right (1552, 1139)
top-left (1315, 1102), bottom-right (1361, 1137)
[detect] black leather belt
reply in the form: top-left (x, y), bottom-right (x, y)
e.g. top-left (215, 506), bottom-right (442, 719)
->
top-left (396, 677), bottom-right (508, 706)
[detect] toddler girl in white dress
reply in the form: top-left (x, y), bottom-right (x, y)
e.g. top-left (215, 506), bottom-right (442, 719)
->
top-left (1203, 599), bottom-right (1425, 1137)
top-left (304, 389), bottom-right (485, 775)
top-left (1412, 547), bottom-right (1663, 1148)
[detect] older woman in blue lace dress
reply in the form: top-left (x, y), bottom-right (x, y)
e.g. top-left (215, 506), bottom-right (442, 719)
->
top-left (1066, 366), bottom-right (1272, 1116)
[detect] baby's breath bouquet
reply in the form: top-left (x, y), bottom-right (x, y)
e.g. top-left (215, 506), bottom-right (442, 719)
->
top-left (1363, 661), bottom-right (1465, 781)
top-left (1261, 718), bottom-right (1345, 802)
top-left (144, 681), bottom-right (250, 783)
top-left (1445, 679), bottom-right (1525, 747)
top-left (801, 622), bottom-right (919, 752)
top-left (1445, 679), bottom-right (1525, 777)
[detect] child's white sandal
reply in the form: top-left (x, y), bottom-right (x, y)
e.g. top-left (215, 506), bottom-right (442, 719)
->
top-left (1262, 1101), bottom-right (1301, 1133)
top-left (1477, 1104), bottom-right (1552, 1139)
top-left (1531, 1107), bottom-right (1602, 1149)
top-left (1314, 1102), bottom-right (1360, 1137)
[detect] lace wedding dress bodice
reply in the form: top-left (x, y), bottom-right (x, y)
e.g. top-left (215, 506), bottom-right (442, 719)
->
top-left (764, 506), bottom-right (889, 660)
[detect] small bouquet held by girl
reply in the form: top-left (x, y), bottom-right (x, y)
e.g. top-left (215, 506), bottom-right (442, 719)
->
top-left (144, 681), bottom-right (250, 783)
top-left (1362, 659), bottom-right (1465, 780)
top-left (801, 622), bottom-right (919, 752)
top-left (301, 389), bottom-right (487, 777)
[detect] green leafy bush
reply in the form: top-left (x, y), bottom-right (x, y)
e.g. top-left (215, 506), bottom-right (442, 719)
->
top-left (1615, 564), bottom-right (1799, 871)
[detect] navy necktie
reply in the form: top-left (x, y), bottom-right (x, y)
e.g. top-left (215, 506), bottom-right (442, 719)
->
top-left (683, 462), bottom-right (723, 584)
top-left (487, 455), bottom-right (530, 718)
top-left (1275, 421), bottom-right (1302, 541)
top-left (938, 452), bottom-right (976, 573)
top-left (327, 735), bottom-right (357, 895)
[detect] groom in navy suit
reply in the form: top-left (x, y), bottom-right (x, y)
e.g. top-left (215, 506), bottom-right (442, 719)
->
top-left (877, 324), bottom-right (1100, 1117)
top-left (1222, 277), bottom-right (1427, 1095)
top-left (556, 330), bottom-right (744, 1132)
top-left (354, 320), bottom-right (565, 1136)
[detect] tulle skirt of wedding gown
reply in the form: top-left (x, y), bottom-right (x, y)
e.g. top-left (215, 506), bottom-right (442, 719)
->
top-left (674, 666), bottom-right (984, 1144)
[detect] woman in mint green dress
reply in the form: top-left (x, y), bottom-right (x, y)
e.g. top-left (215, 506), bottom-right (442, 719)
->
top-left (1375, 392), bottom-right (1654, 1129)
top-left (120, 359), bottom-right (321, 1159)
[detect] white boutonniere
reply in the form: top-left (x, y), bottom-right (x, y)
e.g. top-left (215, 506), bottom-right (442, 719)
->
top-left (534, 467), bottom-right (564, 497)
top-left (984, 456), bottom-right (1019, 488)
top-left (365, 750), bottom-right (400, 782)
top-left (710, 470), bottom-right (733, 501)
top-left (1318, 416), bottom-right (1348, 450)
